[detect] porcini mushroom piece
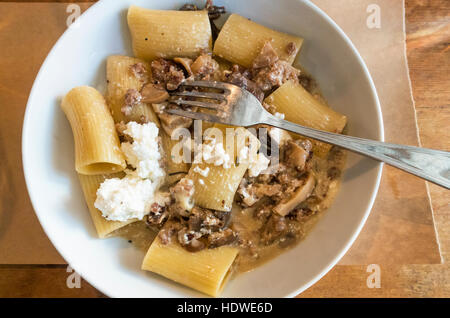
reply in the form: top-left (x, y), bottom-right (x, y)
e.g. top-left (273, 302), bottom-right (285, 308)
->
top-left (190, 54), bottom-right (219, 78)
top-left (174, 57), bottom-right (194, 76)
top-left (274, 174), bottom-right (315, 216)
top-left (140, 83), bottom-right (169, 104)
top-left (158, 112), bottom-right (193, 136)
top-left (284, 139), bottom-right (312, 171)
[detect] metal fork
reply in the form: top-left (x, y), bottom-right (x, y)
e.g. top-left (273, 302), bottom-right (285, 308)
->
top-left (166, 80), bottom-right (450, 189)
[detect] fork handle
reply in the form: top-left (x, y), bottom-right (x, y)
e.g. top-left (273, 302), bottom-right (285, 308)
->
top-left (265, 116), bottom-right (450, 189)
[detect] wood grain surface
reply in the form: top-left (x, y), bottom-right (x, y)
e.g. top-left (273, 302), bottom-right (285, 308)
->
top-left (0, 0), bottom-right (448, 297)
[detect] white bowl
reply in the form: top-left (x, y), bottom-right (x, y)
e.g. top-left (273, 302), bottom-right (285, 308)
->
top-left (22, 0), bottom-right (383, 297)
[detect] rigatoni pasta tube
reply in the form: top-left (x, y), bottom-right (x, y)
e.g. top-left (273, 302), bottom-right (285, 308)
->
top-left (61, 86), bottom-right (126, 175)
top-left (213, 14), bottom-right (303, 68)
top-left (264, 80), bottom-right (347, 156)
top-left (78, 173), bottom-right (136, 238)
top-left (142, 231), bottom-right (238, 297)
top-left (189, 162), bottom-right (248, 212)
top-left (160, 131), bottom-right (190, 175)
top-left (106, 55), bottom-right (160, 124)
top-left (188, 126), bottom-right (259, 211)
top-left (127, 6), bottom-right (212, 60)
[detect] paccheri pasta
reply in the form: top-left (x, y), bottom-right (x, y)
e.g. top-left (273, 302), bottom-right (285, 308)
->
top-left (61, 1), bottom-right (346, 297)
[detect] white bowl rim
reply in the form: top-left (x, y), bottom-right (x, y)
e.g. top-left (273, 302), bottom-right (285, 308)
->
top-left (22, 0), bottom-right (384, 298)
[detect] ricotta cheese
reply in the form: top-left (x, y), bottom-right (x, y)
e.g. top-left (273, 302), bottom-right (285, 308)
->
top-left (94, 174), bottom-right (170, 222)
top-left (238, 146), bottom-right (249, 163)
top-left (94, 121), bottom-right (167, 221)
top-left (236, 145), bottom-right (270, 178)
top-left (274, 112), bottom-right (285, 119)
top-left (248, 153), bottom-right (270, 177)
top-left (121, 121), bottom-right (164, 182)
top-left (193, 166), bottom-right (210, 177)
top-left (269, 127), bottom-right (291, 146)
top-left (196, 138), bottom-right (231, 169)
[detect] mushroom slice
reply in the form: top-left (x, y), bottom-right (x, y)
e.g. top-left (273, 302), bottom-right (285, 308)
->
top-left (158, 112), bottom-right (193, 136)
top-left (173, 57), bottom-right (194, 76)
top-left (151, 102), bottom-right (166, 114)
top-left (140, 83), bottom-right (169, 104)
top-left (284, 139), bottom-right (312, 171)
top-left (152, 102), bottom-right (193, 135)
top-left (190, 54), bottom-right (219, 79)
top-left (274, 174), bottom-right (315, 216)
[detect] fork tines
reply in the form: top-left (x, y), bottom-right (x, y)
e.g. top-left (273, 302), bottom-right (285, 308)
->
top-left (164, 108), bottom-right (224, 123)
top-left (170, 98), bottom-right (222, 110)
top-left (168, 80), bottom-right (230, 110)
top-left (171, 91), bottom-right (226, 101)
top-left (164, 81), bottom-right (235, 123)
top-left (178, 80), bottom-right (232, 91)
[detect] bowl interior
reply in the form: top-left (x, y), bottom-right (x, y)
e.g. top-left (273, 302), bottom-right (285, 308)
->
top-left (22, 0), bottom-right (382, 297)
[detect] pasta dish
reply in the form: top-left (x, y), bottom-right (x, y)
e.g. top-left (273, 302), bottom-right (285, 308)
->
top-left (60, 1), bottom-right (347, 297)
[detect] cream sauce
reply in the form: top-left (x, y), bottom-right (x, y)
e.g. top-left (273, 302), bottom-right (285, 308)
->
top-left (113, 67), bottom-right (347, 278)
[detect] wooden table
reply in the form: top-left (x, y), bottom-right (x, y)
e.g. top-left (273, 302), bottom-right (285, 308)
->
top-left (0, 0), bottom-right (448, 297)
